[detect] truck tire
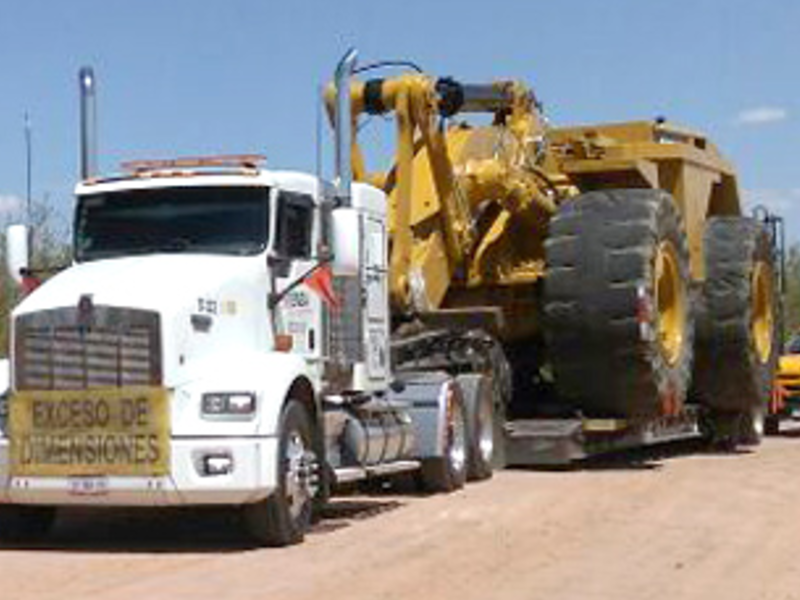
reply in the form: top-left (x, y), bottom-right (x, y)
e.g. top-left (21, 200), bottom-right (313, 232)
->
top-left (487, 341), bottom-right (511, 469)
top-left (457, 373), bottom-right (495, 481)
top-left (0, 505), bottom-right (56, 542)
top-left (419, 380), bottom-right (468, 492)
top-left (764, 413), bottom-right (781, 436)
top-left (242, 399), bottom-right (319, 547)
top-left (544, 189), bottom-right (693, 418)
top-left (740, 406), bottom-right (766, 446)
top-left (691, 217), bottom-right (778, 429)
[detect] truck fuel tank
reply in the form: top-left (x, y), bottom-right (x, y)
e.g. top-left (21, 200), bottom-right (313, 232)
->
top-left (324, 397), bottom-right (416, 468)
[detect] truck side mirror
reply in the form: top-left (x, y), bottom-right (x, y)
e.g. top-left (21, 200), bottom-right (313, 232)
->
top-left (6, 224), bottom-right (30, 285)
top-left (330, 208), bottom-right (360, 276)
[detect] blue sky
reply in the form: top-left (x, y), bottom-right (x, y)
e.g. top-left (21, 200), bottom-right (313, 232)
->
top-left (0, 0), bottom-right (798, 239)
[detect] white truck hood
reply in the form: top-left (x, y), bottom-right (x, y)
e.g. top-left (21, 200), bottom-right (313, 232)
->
top-left (15, 254), bottom-right (262, 317)
top-left (13, 253), bottom-right (270, 387)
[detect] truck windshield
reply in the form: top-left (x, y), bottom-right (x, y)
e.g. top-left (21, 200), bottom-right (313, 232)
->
top-left (74, 186), bottom-right (270, 262)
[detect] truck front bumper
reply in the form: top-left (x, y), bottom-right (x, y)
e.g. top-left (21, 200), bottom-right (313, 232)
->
top-left (0, 436), bottom-right (278, 506)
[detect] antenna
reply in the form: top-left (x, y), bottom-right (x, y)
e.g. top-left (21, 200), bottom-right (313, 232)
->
top-left (316, 83), bottom-right (323, 180)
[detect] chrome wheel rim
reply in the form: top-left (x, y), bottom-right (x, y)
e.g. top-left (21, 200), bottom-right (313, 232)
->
top-left (751, 408), bottom-right (765, 437)
top-left (477, 394), bottom-right (494, 465)
top-left (446, 386), bottom-right (467, 475)
top-left (284, 430), bottom-right (318, 521)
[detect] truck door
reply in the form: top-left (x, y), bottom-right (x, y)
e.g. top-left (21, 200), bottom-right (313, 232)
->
top-left (273, 191), bottom-right (322, 359)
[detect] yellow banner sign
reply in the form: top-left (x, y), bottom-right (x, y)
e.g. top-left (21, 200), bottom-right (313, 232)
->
top-left (9, 387), bottom-right (170, 477)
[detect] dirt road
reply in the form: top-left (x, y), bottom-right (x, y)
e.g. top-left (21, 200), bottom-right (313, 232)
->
top-left (3, 434), bottom-right (800, 600)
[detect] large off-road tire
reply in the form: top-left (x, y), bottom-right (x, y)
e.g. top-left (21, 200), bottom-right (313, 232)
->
top-left (419, 380), bottom-right (468, 493)
top-left (242, 399), bottom-right (319, 547)
top-left (457, 373), bottom-right (496, 481)
top-left (544, 189), bottom-right (693, 418)
top-left (0, 505), bottom-right (56, 542)
top-left (691, 218), bottom-right (778, 430)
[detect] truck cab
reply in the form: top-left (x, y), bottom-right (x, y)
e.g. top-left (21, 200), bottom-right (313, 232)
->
top-left (0, 50), bottom-right (492, 546)
top-left (0, 155), bottom-right (473, 545)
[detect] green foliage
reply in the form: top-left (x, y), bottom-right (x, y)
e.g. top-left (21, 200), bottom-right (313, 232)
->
top-left (0, 201), bottom-right (71, 357)
top-left (782, 243), bottom-right (800, 341)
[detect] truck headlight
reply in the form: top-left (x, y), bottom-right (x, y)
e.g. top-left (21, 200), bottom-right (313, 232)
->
top-left (201, 392), bottom-right (257, 419)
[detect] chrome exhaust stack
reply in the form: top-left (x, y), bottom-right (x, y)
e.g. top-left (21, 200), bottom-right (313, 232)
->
top-left (79, 66), bottom-right (97, 180)
top-left (333, 48), bottom-right (357, 206)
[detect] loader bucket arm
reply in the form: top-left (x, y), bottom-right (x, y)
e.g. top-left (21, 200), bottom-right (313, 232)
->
top-left (325, 73), bottom-right (556, 313)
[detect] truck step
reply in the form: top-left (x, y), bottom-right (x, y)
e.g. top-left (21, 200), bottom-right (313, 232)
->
top-left (334, 460), bottom-right (421, 485)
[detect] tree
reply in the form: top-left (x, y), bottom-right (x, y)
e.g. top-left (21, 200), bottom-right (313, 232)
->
top-left (0, 201), bottom-right (71, 356)
top-left (782, 243), bottom-right (800, 342)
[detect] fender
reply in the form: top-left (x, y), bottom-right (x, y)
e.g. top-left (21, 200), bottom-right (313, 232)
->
top-left (393, 370), bottom-right (458, 459)
top-left (171, 351), bottom-right (315, 438)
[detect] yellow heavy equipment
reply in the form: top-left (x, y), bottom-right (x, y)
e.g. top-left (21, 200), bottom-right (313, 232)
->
top-left (326, 52), bottom-right (780, 462)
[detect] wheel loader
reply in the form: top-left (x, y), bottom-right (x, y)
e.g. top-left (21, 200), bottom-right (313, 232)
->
top-left (325, 51), bottom-right (780, 464)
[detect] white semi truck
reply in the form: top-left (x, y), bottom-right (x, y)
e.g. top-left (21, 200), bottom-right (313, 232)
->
top-left (0, 52), bottom-right (495, 546)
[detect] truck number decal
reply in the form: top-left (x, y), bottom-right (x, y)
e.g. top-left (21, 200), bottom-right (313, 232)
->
top-left (197, 298), bottom-right (218, 315)
top-left (286, 291), bottom-right (310, 308)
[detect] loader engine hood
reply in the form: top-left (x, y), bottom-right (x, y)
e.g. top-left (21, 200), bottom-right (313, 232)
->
top-left (12, 254), bottom-right (269, 387)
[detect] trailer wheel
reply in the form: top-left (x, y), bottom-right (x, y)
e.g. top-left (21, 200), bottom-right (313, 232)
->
top-left (764, 414), bottom-right (781, 435)
top-left (0, 505), bottom-right (56, 542)
top-left (699, 410), bottom-right (742, 450)
top-left (544, 189), bottom-right (693, 418)
top-left (242, 399), bottom-right (319, 546)
top-left (691, 217), bottom-right (778, 424)
top-left (457, 373), bottom-right (495, 481)
top-left (419, 380), bottom-right (468, 492)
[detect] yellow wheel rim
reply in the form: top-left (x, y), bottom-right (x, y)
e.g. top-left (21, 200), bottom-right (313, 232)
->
top-left (751, 261), bottom-right (774, 364)
top-left (654, 241), bottom-right (686, 366)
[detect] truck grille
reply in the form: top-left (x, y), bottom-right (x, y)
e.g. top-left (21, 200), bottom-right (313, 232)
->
top-left (14, 307), bottom-right (161, 391)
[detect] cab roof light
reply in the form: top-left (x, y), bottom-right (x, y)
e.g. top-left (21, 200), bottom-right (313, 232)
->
top-left (120, 154), bottom-right (266, 175)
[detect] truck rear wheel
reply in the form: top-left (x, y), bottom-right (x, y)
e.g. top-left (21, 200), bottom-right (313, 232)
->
top-left (419, 380), bottom-right (468, 492)
top-left (242, 399), bottom-right (319, 547)
top-left (0, 505), bottom-right (56, 542)
top-left (544, 189), bottom-right (693, 418)
top-left (457, 373), bottom-right (495, 481)
top-left (691, 217), bottom-right (778, 435)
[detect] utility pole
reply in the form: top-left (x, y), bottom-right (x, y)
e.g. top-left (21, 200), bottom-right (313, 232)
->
top-left (24, 112), bottom-right (32, 224)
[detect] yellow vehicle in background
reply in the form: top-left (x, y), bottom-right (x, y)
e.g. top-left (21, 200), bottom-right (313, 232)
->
top-left (772, 335), bottom-right (800, 434)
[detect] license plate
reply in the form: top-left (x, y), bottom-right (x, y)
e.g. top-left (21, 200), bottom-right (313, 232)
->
top-left (68, 476), bottom-right (109, 496)
top-left (9, 386), bottom-right (170, 478)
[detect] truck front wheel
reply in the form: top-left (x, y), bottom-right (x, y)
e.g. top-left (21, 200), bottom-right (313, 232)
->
top-left (242, 399), bottom-right (319, 546)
